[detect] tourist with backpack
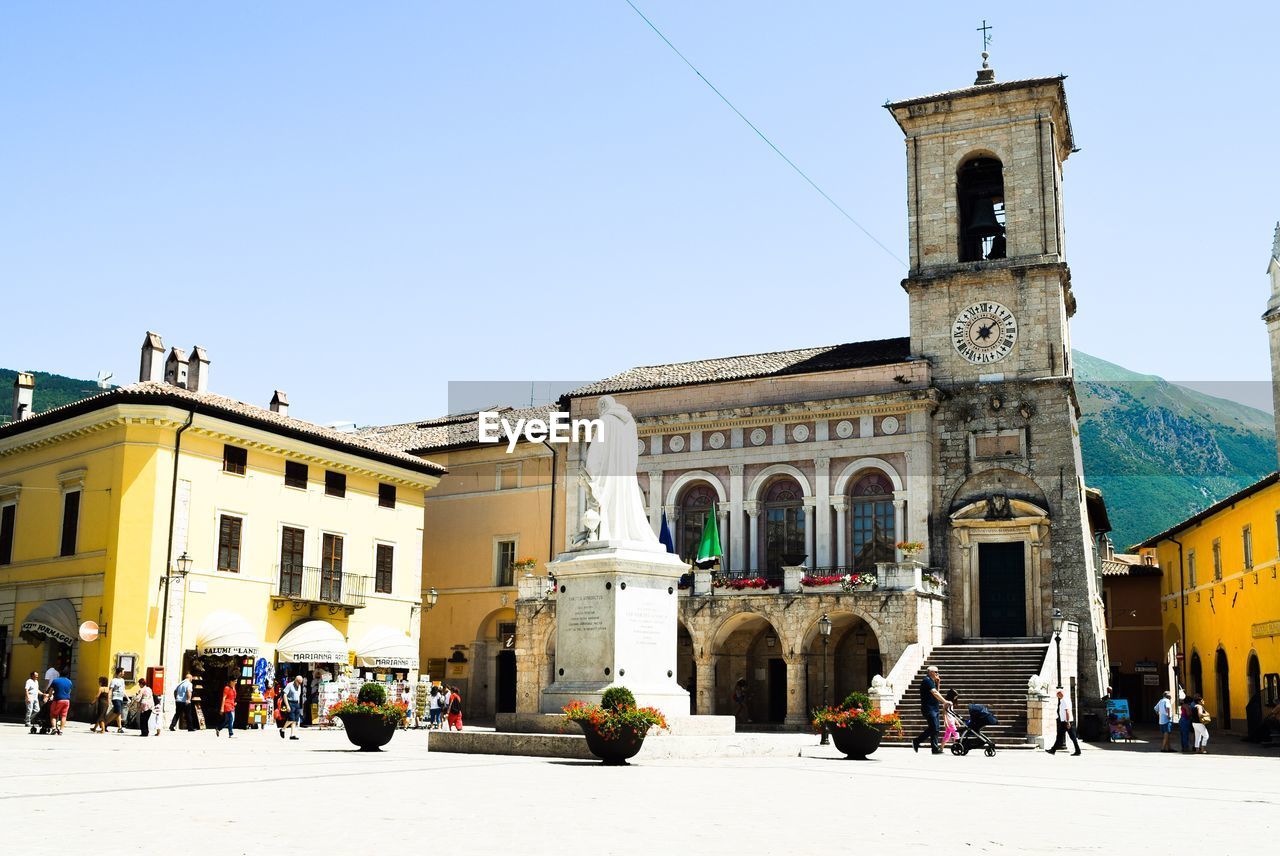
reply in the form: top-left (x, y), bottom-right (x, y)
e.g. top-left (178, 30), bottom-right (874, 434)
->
top-left (446, 686), bottom-right (464, 731)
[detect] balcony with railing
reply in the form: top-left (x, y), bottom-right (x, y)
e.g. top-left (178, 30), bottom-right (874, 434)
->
top-left (271, 564), bottom-right (372, 614)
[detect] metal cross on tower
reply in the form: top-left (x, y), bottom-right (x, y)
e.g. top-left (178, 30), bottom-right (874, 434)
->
top-left (977, 20), bottom-right (993, 53)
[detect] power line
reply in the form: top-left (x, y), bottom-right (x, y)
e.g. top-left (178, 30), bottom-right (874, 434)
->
top-left (622, 0), bottom-right (906, 267)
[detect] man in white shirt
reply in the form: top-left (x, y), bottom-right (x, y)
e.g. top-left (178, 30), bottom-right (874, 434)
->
top-left (1154, 692), bottom-right (1174, 753)
top-left (1046, 690), bottom-right (1081, 755)
top-left (24, 671), bottom-right (41, 733)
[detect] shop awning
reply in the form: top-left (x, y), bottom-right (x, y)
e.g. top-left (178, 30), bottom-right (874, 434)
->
top-left (195, 611), bottom-right (259, 657)
top-left (354, 626), bottom-right (419, 669)
top-left (20, 599), bottom-right (78, 646)
top-left (276, 620), bottom-right (348, 663)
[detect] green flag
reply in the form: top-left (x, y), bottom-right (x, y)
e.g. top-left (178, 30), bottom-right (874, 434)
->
top-left (695, 503), bottom-right (722, 567)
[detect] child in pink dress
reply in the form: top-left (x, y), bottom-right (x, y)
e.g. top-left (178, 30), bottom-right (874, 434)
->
top-left (941, 689), bottom-right (961, 745)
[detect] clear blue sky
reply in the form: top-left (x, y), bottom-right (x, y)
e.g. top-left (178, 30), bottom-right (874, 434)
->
top-left (3, 2), bottom-right (1278, 425)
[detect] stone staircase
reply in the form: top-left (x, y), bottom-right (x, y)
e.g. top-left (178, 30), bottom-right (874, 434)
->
top-left (882, 643), bottom-right (1047, 749)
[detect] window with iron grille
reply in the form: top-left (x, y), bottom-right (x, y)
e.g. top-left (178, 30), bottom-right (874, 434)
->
top-left (496, 540), bottom-right (516, 587)
top-left (1188, 551), bottom-right (1197, 588)
top-left (1243, 525), bottom-right (1253, 569)
top-left (375, 543), bottom-right (394, 594)
top-left (378, 483), bottom-right (396, 509)
top-left (60, 491), bottom-right (80, 557)
top-left (218, 515), bottom-right (243, 573)
top-left (0, 504), bottom-right (15, 565)
top-left (285, 461), bottom-right (308, 489)
top-left (325, 471), bottom-right (346, 498)
top-left (321, 533), bottom-right (344, 601)
top-left (1212, 539), bottom-right (1222, 581)
top-left (223, 445), bottom-right (247, 475)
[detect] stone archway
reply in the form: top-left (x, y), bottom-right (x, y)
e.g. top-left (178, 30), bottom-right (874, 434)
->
top-left (710, 612), bottom-right (787, 726)
top-left (801, 612), bottom-right (882, 713)
top-left (472, 606), bottom-right (517, 720)
top-left (677, 620), bottom-right (696, 714)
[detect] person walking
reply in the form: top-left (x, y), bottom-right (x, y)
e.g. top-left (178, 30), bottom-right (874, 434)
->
top-left (47, 673), bottom-right (73, 735)
top-left (446, 686), bottom-right (464, 731)
top-left (1179, 693), bottom-right (1195, 753)
top-left (428, 685), bottom-right (442, 730)
top-left (134, 679), bottom-right (155, 737)
top-left (1192, 694), bottom-right (1211, 754)
top-left (912, 665), bottom-right (945, 754)
top-left (1046, 689), bottom-right (1081, 755)
top-left (1155, 691), bottom-right (1175, 753)
top-left (280, 675), bottom-right (305, 740)
top-left (24, 671), bottom-right (42, 734)
top-left (91, 677), bottom-right (111, 733)
top-left (216, 681), bottom-right (237, 738)
top-left (170, 673), bottom-right (197, 732)
top-left (107, 668), bottom-right (128, 734)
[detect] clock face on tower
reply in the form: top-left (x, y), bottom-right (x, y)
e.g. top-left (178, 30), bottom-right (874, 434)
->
top-left (952, 301), bottom-right (1018, 365)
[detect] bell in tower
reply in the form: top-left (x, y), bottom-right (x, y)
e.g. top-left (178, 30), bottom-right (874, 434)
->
top-left (958, 156), bottom-right (1006, 261)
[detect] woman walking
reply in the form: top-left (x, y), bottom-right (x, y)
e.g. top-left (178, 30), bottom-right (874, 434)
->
top-left (134, 679), bottom-right (155, 737)
top-left (1192, 694), bottom-right (1211, 754)
top-left (446, 686), bottom-right (464, 731)
top-left (428, 685), bottom-right (442, 729)
top-left (90, 676), bottom-right (111, 733)
top-left (216, 681), bottom-right (237, 738)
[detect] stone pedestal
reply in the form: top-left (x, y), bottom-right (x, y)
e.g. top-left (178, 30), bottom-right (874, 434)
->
top-left (539, 541), bottom-right (691, 717)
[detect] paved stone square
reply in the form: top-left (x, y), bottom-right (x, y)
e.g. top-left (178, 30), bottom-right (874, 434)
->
top-left (1, 723), bottom-right (1274, 855)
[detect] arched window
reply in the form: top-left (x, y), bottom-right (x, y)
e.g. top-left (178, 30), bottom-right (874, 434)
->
top-left (678, 483), bottom-right (716, 562)
top-left (763, 477), bottom-right (806, 574)
top-left (849, 472), bottom-right (895, 571)
top-left (957, 156), bottom-right (1006, 262)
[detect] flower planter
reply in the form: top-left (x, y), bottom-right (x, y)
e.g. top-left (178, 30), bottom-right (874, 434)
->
top-left (339, 712), bottom-right (398, 751)
top-left (576, 720), bottom-right (649, 765)
top-left (828, 722), bottom-right (884, 759)
top-left (801, 583), bottom-right (844, 593)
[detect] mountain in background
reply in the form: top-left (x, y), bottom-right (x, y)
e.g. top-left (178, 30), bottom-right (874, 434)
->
top-left (0, 368), bottom-right (112, 419)
top-left (1073, 351), bottom-right (1276, 549)
top-left (3, 355), bottom-right (1274, 549)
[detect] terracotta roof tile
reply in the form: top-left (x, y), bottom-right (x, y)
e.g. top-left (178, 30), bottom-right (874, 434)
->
top-left (357, 405), bottom-right (560, 453)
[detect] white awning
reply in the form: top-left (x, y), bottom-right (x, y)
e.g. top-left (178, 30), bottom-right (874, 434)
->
top-left (353, 626), bottom-right (418, 669)
top-left (276, 620), bottom-right (348, 664)
top-left (20, 599), bottom-right (78, 646)
top-left (195, 611), bottom-right (259, 657)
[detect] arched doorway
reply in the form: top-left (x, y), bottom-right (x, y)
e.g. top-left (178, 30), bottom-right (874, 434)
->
top-left (848, 471), bottom-right (895, 571)
top-left (1246, 651), bottom-right (1263, 738)
top-left (711, 612), bottom-right (786, 726)
top-left (1215, 648), bottom-right (1231, 730)
top-left (762, 477), bottom-right (806, 575)
top-left (677, 621), bottom-right (696, 714)
top-left (1189, 650), bottom-right (1203, 697)
top-left (474, 607), bottom-right (517, 720)
top-left (803, 612), bottom-right (881, 713)
top-left (678, 483), bottom-right (717, 563)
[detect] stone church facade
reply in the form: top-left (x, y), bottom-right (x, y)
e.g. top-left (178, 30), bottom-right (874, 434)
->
top-left (375, 63), bottom-right (1111, 725)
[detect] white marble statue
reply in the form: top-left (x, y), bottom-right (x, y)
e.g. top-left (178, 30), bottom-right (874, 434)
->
top-left (579, 396), bottom-right (659, 546)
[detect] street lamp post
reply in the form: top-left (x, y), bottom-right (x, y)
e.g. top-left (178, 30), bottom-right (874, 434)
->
top-left (1052, 608), bottom-right (1064, 690)
top-left (158, 551), bottom-right (193, 670)
top-left (818, 613), bottom-right (832, 745)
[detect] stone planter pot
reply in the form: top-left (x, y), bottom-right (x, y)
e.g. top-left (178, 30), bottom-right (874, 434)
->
top-left (800, 583), bottom-right (844, 592)
top-left (828, 722), bottom-right (884, 759)
top-left (576, 720), bottom-right (649, 765)
top-left (339, 712), bottom-right (398, 751)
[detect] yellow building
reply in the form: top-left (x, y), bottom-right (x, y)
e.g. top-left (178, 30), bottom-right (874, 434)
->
top-left (358, 407), bottom-right (564, 718)
top-left (1137, 474), bottom-right (1280, 735)
top-left (1, 335), bottom-right (441, 722)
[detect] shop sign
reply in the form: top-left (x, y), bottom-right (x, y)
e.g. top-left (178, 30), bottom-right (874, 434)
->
top-left (200, 646), bottom-right (258, 657)
top-left (369, 656), bottom-right (418, 669)
top-left (1253, 620), bottom-right (1280, 639)
top-left (21, 620), bottom-right (75, 646)
top-left (1134, 661), bottom-right (1160, 673)
top-left (1143, 674), bottom-right (1159, 685)
top-left (285, 650), bottom-right (347, 663)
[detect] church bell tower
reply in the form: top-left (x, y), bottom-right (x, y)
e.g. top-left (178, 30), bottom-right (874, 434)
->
top-left (886, 53), bottom-right (1108, 704)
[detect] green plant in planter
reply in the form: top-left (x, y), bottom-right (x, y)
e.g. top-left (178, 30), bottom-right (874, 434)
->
top-left (331, 682), bottom-right (406, 726)
top-left (601, 686), bottom-right (637, 711)
top-left (563, 686), bottom-right (667, 740)
top-left (357, 682), bottom-right (388, 705)
top-left (812, 692), bottom-right (903, 734)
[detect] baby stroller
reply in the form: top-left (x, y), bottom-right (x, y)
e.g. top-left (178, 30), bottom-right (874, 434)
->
top-left (30, 698), bottom-right (54, 735)
top-left (949, 703), bottom-right (1000, 757)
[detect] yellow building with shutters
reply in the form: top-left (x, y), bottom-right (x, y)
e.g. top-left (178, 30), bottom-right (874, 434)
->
top-left (0, 334), bottom-right (441, 723)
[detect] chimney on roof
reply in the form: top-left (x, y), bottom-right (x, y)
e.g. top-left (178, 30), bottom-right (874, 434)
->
top-left (11, 372), bottom-right (34, 421)
top-left (164, 347), bottom-right (188, 388)
top-left (139, 332), bottom-right (164, 383)
top-left (270, 390), bottom-right (289, 417)
top-left (187, 346), bottom-right (210, 393)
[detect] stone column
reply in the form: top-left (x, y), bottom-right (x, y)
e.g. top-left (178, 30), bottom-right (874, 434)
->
top-left (719, 506), bottom-right (730, 569)
top-left (893, 496), bottom-right (906, 555)
top-left (745, 501), bottom-right (761, 573)
top-left (803, 498), bottom-right (817, 569)
top-left (832, 496), bottom-right (848, 569)
top-left (646, 470), bottom-right (663, 530)
top-left (814, 456), bottom-right (831, 567)
top-left (695, 656), bottom-right (718, 715)
top-left (785, 657), bottom-right (809, 728)
top-left (728, 465), bottom-right (745, 572)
